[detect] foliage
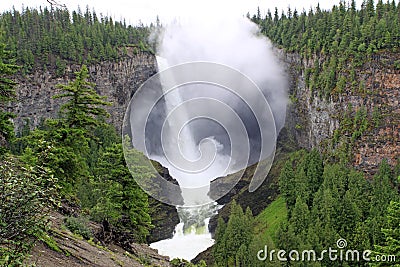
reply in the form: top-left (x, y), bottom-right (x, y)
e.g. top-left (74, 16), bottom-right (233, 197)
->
top-left (373, 200), bottom-right (400, 265)
top-left (91, 143), bottom-right (153, 243)
top-left (19, 123), bottom-right (90, 198)
top-left (276, 151), bottom-right (399, 266)
top-left (0, 111), bottom-right (15, 155)
top-left (0, 7), bottom-right (153, 74)
top-left (0, 43), bottom-right (19, 156)
top-left (253, 0), bottom-right (400, 98)
top-left (214, 149), bottom-right (399, 266)
top-left (64, 216), bottom-right (93, 240)
top-left (213, 201), bottom-right (254, 266)
top-left (0, 43), bottom-right (18, 102)
top-left (0, 155), bottom-right (59, 266)
top-left (170, 258), bottom-right (207, 267)
top-left (53, 65), bottom-right (111, 129)
top-left (36, 232), bottom-right (62, 253)
top-left (328, 103), bottom-right (374, 163)
top-left (278, 149), bottom-right (323, 212)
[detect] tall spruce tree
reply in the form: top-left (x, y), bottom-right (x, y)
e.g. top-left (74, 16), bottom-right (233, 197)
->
top-left (91, 143), bottom-right (153, 243)
top-left (53, 65), bottom-right (110, 130)
top-left (374, 201), bottom-right (400, 265)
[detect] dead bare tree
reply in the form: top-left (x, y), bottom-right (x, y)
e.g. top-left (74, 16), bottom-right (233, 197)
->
top-left (46, 0), bottom-right (67, 9)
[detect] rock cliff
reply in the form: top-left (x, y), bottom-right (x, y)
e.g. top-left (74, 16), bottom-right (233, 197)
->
top-left (10, 51), bottom-right (156, 133)
top-left (285, 51), bottom-right (399, 175)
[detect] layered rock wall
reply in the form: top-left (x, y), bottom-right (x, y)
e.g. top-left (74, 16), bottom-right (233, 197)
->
top-left (285, 51), bottom-right (399, 174)
top-left (10, 52), bottom-right (156, 133)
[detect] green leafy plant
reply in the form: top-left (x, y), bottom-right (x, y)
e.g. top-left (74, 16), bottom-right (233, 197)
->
top-left (64, 216), bottom-right (93, 240)
top-left (0, 156), bottom-right (59, 266)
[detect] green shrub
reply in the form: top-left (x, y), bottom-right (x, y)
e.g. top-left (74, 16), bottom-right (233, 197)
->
top-left (0, 156), bottom-right (59, 266)
top-left (171, 258), bottom-right (207, 266)
top-left (394, 60), bottom-right (400, 70)
top-left (64, 216), bottom-right (93, 240)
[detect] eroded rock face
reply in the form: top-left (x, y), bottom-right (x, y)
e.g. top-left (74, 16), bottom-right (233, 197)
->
top-left (148, 165), bottom-right (181, 243)
top-left (284, 51), bottom-right (400, 175)
top-left (10, 51), bottom-right (156, 133)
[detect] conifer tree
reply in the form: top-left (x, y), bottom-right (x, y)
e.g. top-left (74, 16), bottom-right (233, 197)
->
top-left (92, 143), bottom-right (152, 242)
top-left (54, 65), bottom-right (110, 130)
top-left (213, 217), bottom-right (227, 266)
top-left (374, 201), bottom-right (400, 265)
top-left (214, 201), bottom-right (254, 266)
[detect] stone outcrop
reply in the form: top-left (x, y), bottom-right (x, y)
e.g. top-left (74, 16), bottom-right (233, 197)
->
top-left (10, 51), bottom-right (156, 133)
top-left (285, 51), bottom-right (400, 175)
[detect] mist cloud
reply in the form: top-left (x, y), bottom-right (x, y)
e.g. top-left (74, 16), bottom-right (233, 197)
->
top-left (126, 13), bottom-right (288, 205)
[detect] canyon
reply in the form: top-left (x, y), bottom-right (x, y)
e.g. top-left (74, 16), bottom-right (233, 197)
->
top-left (8, 48), bottom-right (400, 257)
top-left (10, 50), bottom-right (399, 180)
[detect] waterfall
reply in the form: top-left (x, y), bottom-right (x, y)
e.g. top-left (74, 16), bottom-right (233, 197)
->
top-left (149, 56), bottom-right (222, 260)
top-left (127, 12), bottom-right (288, 261)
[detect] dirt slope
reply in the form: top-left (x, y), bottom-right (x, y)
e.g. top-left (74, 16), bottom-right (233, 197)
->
top-left (26, 211), bottom-right (171, 267)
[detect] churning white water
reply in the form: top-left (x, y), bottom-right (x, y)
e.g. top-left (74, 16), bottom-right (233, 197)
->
top-left (151, 221), bottom-right (213, 261)
top-left (150, 203), bottom-right (220, 261)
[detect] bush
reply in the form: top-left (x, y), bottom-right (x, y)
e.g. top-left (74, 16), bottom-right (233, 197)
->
top-left (171, 258), bottom-right (207, 267)
top-left (394, 60), bottom-right (400, 70)
top-left (64, 216), bottom-right (93, 240)
top-left (0, 156), bottom-right (59, 266)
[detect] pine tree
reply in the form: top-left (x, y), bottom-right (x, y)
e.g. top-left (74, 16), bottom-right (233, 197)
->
top-left (53, 65), bottom-right (110, 129)
top-left (225, 201), bottom-right (252, 263)
top-left (279, 160), bottom-right (296, 209)
top-left (236, 243), bottom-right (250, 266)
top-left (92, 143), bottom-right (152, 242)
top-left (304, 149), bottom-right (324, 204)
top-left (369, 160), bottom-right (399, 244)
top-left (290, 197), bottom-right (310, 234)
top-left (20, 121), bottom-right (90, 197)
top-left (214, 201), bottom-right (253, 266)
top-left (374, 201), bottom-right (400, 266)
top-left (213, 217), bottom-right (227, 266)
top-left (0, 44), bottom-right (19, 103)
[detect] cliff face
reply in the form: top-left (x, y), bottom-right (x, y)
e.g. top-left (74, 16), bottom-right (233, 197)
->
top-left (10, 51), bottom-right (156, 133)
top-left (285, 51), bottom-right (400, 174)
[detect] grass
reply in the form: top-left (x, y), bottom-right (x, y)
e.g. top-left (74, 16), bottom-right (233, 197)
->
top-left (37, 233), bottom-right (62, 253)
top-left (253, 196), bottom-right (287, 248)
